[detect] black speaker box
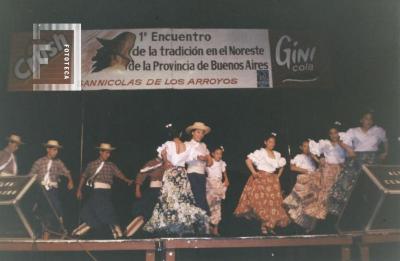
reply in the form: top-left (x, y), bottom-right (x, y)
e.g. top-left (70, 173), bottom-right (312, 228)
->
top-left (0, 175), bottom-right (65, 239)
top-left (337, 165), bottom-right (400, 234)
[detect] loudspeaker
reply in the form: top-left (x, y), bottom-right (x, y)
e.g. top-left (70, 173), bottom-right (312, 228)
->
top-left (0, 175), bottom-right (65, 239)
top-left (337, 165), bottom-right (400, 234)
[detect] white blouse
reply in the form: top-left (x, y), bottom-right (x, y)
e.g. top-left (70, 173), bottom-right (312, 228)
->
top-left (309, 138), bottom-right (347, 164)
top-left (185, 139), bottom-right (210, 174)
top-left (345, 126), bottom-right (387, 152)
top-left (290, 154), bottom-right (317, 172)
top-left (157, 141), bottom-right (196, 167)
top-left (206, 160), bottom-right (227, 180)
top-left (247, 148), bottom-right (286, 173)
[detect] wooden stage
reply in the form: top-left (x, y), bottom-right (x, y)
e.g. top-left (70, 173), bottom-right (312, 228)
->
top-left (0, 233), bottom-right (399, 261)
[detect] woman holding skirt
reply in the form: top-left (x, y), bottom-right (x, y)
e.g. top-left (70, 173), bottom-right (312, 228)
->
top-left (308, 121), bottom-right (354, 220)
top-left (143, 124), bottom-right (210, 236)
top-left (234, 133), bottom-right (289, 235)
top-left (283, 140), bottom-right (321, 232)
top-left (327, 111), bottom-right (389, 216)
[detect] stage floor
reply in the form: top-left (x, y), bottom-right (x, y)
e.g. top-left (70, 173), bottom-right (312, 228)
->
top-left (0, 233), bottom-right (399, 261)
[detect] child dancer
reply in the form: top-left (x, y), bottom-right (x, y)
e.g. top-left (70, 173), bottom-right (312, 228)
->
top-left (283, 139), bottom-right (321, 232)
top-left (206, 146), bottom-right (229, 236)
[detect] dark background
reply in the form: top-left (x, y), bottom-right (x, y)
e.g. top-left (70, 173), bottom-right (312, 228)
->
top-left (0, 0), bottom-right (399, 242)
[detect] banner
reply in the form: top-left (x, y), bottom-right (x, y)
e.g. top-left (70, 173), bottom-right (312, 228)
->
top-left (8, 28), bottom-right (332, 91)
top-left (269, 31), bottom-right (332, 88)
top-left (81, 29), bottom-right (272, 90)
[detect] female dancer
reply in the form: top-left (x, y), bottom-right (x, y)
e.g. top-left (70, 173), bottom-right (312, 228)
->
top-left (328, 111), bottom-right (388, 215)
top-left (234, 133), bottom-right (289, 235)
top-left (143, 124), bottom-right (210, 236)
top-left (283, 139), bottom-right (321, 232)
top-left (206, 146), bottom-right (229, 236)
top-left (308, 121), bottom-right (354, 219)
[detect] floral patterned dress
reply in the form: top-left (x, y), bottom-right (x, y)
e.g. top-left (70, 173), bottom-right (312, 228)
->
top-left (327, 126), bottom-right (385, 216)
top-left (283, 154), bottom-right (322, 231)
top-left (143, 141), bottom-right (210, 236)
top-left (143, 167), bottom-right (210, 236)
top-left (206, 160), bottom-right (227, 226)
top-left (234, 149), bottom-right (290, 232)
top-left (308, 138), bottom-right (346, 219)
top-left (327, 152), bottom-right (377, 216)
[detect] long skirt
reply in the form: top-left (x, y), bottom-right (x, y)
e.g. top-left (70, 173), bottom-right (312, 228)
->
top-left (317, 163), bottom-right (342, 219)
top-left (206, 178), bottom-right (227, 226)
top-left (234, 172), bottom-right (290, 230)
top-left (283, 172), bottom-right (323, 230)
top-left (143, 167), bottom-right (210, 236)
top-left (80, 188), bottom-right (118, 228)
top-left (327, 152), bottom-right (377, 216)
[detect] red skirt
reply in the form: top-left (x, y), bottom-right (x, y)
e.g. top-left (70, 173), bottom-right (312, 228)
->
top-left (234, 172), bottom-right (290, 230)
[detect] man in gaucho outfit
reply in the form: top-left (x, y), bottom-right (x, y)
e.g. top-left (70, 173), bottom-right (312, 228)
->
top-left (0, 134), bottom-right (23, 176)
top-left (73, 143), bottom-right (133, 239)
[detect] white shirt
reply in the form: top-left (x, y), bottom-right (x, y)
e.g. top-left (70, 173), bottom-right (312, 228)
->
top-left (157, 141), bottom-right (194, 167)
top-left (247, 148), bottom-right (287, 173)
top-left (0, 149), bottom-right (17, 175)
top-left (345, 126), bottom-right (387, 152)
top-left (185, 139), bottom-right (210, 174)
top-left (290, 154), bottom-right (317, 172)
top-left (206, 160), bottom-right (227, 180)
top-left (309, 139), bottom-right (346, 164)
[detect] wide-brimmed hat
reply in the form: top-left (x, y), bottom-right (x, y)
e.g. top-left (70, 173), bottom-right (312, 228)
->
top-left (96, 143), bottom-right (116, 151)
top-left (43, 140), bottom-right (63, 148)
top-left (185, 122), bottom-right (211, 135)
top-left (6, 134), bottom-right (24, 145)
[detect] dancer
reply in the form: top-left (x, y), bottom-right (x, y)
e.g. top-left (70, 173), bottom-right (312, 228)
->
top-left (185, 122), bottom-right (212, 214)
top-left (29, 140), bottom-right (74, 225)
top-left (125, 157), bottom-right (164, 237)
top-left (0, 134), bottom-right (23, 176)
top-left (143, 124), bottom-right (210, 236)
top-left (328, 111), bottom-right (389, 215)
top-left (234, 132), bottom-right (289, 235)
top-left (206, 145), bottom-right (229, 236)
top-left (283, 139), bottom-right (321, 232)
top-left (73, 143), bottom-right (133, 239)
top-left (308, 121), bottom-right (354, 219)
